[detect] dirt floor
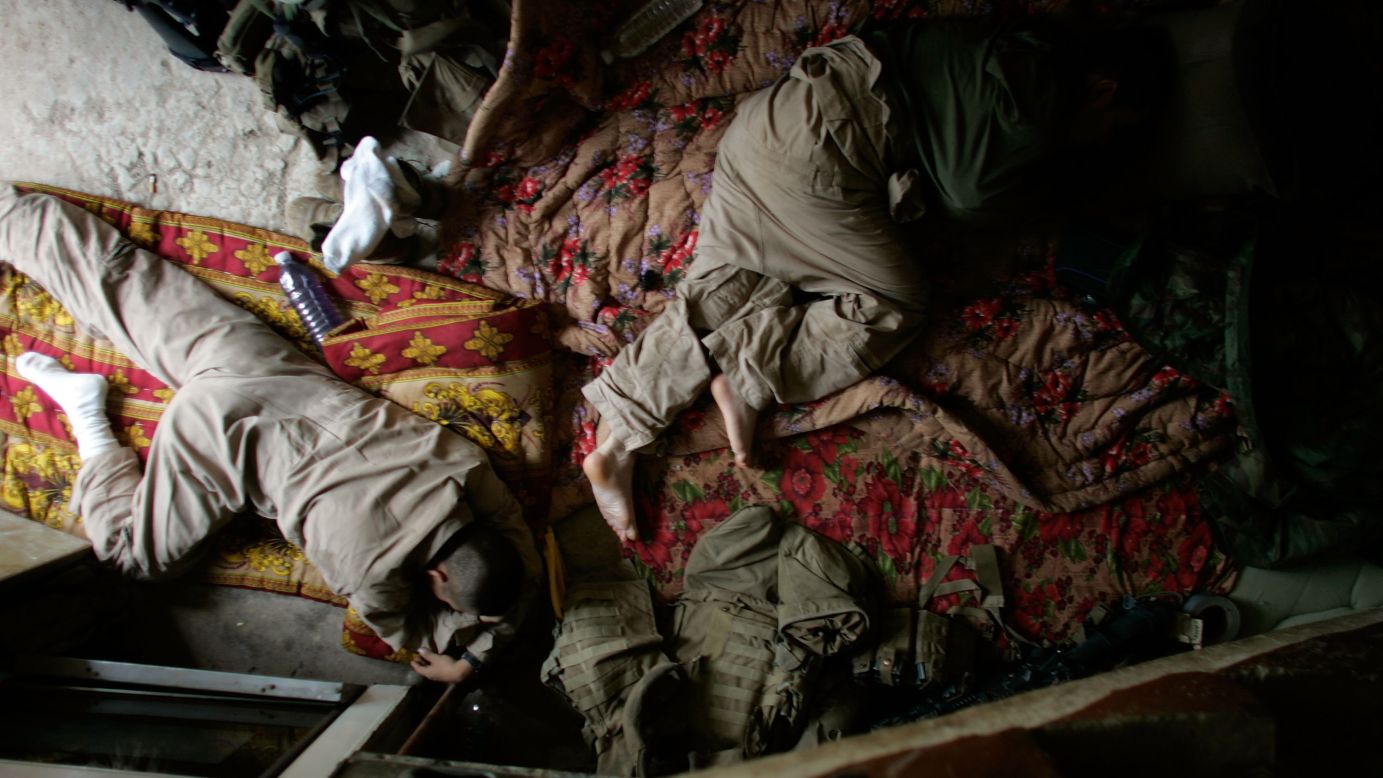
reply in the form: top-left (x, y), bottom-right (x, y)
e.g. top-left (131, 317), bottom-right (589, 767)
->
top-left (0, 0), bottom-right (456, 686)
top-left (0, 0), bottom-right (451, 233)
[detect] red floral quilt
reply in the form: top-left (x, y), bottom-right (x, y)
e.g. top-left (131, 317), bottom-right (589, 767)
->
top-left (433, 0), bottom-right (1240, 647)
top-left (0, 0), bottom-right (1241, 662)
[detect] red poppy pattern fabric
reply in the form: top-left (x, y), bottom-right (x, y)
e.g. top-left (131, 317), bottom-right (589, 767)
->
top-left (0, 0), bottom-right (1240, 661)
top-left (440, 0), bottom-right (1239, 647)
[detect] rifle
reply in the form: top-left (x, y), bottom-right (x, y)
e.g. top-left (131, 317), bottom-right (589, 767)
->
top-left (870, 594), bottom-right (1210, 728)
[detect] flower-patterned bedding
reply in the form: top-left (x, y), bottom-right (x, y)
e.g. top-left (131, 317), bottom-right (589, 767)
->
top-left (0, 0), bottom-right (1241, 662)
top-left (433, 0), bottom-right (1240, 646)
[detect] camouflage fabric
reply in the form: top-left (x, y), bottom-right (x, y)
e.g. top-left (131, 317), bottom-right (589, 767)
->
top-left (1085, 207), bottom-right (1383, 567)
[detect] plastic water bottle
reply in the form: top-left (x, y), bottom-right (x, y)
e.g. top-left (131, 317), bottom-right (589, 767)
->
top-left (276, 251), bottom-right (346, 346)
top-left (602, 0), bottom-right (704, 63)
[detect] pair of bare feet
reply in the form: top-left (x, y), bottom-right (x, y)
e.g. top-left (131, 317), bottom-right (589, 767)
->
top-left (583, 373), bottom-right (758, 543)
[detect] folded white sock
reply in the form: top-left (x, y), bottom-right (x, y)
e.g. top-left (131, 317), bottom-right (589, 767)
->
top-left (16, 352), bottom-right (121, 460)
top-left (321, 136), bottom-right (422, 274)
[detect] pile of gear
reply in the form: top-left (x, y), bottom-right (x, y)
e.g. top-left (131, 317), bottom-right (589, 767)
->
top-left (543, 504), bottom-right (1242, 775)
top-left (118, 0), bottom-right (510, 164)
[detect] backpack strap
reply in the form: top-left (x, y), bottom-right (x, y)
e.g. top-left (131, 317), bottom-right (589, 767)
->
top-left (920, 545), bottom-right (1037, 658)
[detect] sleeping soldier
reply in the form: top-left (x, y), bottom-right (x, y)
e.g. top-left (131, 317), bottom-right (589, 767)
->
top-left (583, 21), bottom-right (1170, 541)
top-left (0, 184), bottom-right (542, 684)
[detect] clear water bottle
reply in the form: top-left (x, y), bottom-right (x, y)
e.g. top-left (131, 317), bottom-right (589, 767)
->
top-left (602, 0), bottom-right (704, 63)
top-left (276, 251), bottom-right (346, 346)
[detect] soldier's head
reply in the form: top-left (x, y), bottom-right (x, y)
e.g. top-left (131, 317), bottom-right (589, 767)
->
top-left (425, 525), bottom-right (524, 620)
top-left (1059, 22), bottom-right (1174, 147)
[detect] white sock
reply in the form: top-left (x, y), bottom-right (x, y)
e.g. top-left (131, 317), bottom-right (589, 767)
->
top-left (16, 353), bottom-right (121, 459)
top-left (321, 136), bottom-right (422, 273)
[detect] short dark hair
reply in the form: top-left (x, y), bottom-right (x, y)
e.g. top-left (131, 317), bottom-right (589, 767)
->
top-left (429, 525), bottom-right (524, 616)
top-left (1060, 21), bottom-right (1175, 116)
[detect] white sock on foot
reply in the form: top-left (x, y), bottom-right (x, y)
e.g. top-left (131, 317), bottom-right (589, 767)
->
top-left (321, 136), bottom-right (423, 273)
top-left (16, 353), bottom-right (120, 459)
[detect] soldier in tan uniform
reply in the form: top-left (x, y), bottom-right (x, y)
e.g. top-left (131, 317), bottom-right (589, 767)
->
top-left (583, 22), bottom-right (1170, 541)
top-left (0, 184), bottom-right (542, 684)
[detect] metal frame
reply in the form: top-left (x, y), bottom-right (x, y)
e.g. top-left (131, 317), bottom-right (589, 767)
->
top-left (11, 656), bottom-right (358, 703)
top-left (0, 657), bottom-right (414, 778)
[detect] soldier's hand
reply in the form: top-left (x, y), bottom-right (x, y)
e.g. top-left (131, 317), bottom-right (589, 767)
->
top-left (410, 648), bottom-right (477, 684)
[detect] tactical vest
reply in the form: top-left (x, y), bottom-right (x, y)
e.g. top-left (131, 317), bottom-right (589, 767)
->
top-left (540, 580), bottom-right (687, 776)
top-left (542, 506), bottom-right (878, 774)
top-left (668, 507), bottom-right (876, 764)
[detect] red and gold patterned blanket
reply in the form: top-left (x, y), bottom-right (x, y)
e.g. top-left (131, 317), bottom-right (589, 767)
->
top-left (0, 183), bottom-right (555, 658)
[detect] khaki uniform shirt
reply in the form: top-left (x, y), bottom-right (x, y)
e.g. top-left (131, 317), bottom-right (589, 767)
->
top-left (0, 183), bottom-right (540, 664)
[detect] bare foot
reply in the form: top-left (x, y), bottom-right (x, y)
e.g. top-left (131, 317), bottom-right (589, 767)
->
top-left (583, 444), bottom-right (638, 542)
top-left (710, 373), bottom-right (758, 467)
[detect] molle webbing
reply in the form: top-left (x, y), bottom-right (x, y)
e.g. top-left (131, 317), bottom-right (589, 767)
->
top-left (691, 601), bottom-right (777, 746)
top-left (541, 581), bottom-right (665, 716)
